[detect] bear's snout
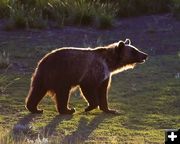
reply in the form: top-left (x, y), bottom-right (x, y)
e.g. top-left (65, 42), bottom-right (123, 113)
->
top-left (142, 53), bottom-right (148, 60)
top-left (138, 52), bottom-right (148, 63)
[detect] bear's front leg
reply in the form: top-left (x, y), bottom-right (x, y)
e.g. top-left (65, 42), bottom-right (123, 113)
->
top-left (80, 83), bottom-right (99, 112)
top-left (99, 78), bottom-right (119, 114)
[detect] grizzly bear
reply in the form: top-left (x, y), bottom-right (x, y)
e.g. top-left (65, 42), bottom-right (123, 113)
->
top-left (25, 39), bottom-right (148, 114)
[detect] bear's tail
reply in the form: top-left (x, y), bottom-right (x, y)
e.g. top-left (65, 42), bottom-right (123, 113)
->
top-left (25, 69), bottom-right (46, 113)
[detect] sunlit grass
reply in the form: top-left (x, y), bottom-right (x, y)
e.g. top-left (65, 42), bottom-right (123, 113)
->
top-left (0, 54), bottom-right (179, 143)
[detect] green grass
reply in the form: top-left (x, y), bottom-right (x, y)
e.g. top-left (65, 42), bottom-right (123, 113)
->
top-left (0, 54), bottom-right (179, 143)
top-left (0, 0), bottom-right (179, 29)
top-left (0, 51), bottom-right (9, 69)
top-left (1, 0), bottom-right (116, 30)
top-left (171, 0), bottom-right (180, 19)
top-left (115, 0), bottom-right (172, 17)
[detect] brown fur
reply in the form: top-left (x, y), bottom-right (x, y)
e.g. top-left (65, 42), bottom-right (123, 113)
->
top-left (25, 39), bottom-right (148, 114)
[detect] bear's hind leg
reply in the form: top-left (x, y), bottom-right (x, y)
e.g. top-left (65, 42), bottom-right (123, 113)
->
top-left (99, 78), bottom-right (118, 114)
top-left (80, 84), bottom-right (99, 112)
top-left (25, 86), bottom-right (46, 114)
top-left (54, 87), bottom-right (75, 115)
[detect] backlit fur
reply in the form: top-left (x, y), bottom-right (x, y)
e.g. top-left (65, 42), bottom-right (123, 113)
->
top-left (25, 39), bottom-right (148, 114)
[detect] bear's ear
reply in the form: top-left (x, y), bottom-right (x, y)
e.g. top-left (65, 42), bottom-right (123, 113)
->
top-left (117, 41), bottom-right (125, 48)
top-left (115, 41), bottom-right (125, 53)
top-left (125, 39), bottom-right (131, 45)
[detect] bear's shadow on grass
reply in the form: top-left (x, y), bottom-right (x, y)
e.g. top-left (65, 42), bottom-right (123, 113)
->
top-left (61, 113), bottom-right (115, 144)
top-left (12, 112), bottom-right (117, 143)
top-left (39, 114), bottom-right (73, 137)
top-left (12, 113), bottom-right (73, 142)
top-left (12, 113), bottom-right (41, 141)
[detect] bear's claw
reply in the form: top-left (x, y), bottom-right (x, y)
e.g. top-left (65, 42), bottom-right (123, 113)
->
top-left (31, 109), bottom-right (43, 114)
top-left (85, 105), bottom-right (98, 112)
top-left (102, 109), bottom-right (119, 114)
top-left (25, 105), bottom-right (43, 114)
top-left (59, 108), bottom-right (76, 115)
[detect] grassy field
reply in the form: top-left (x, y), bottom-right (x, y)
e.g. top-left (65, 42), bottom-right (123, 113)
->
top-left (0, 54), bottom-right (180, 143)
top-left (0, 0), bottom-right (179, 29)
top-left (0, 38), bottom-right (180, 143)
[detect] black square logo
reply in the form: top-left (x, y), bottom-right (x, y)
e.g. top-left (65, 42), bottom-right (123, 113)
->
top-left (165, 129), bottom-right (180, 144)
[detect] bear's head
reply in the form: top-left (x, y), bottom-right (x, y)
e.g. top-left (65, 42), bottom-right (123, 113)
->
top-left (116, 39), bottom-right (148, 66)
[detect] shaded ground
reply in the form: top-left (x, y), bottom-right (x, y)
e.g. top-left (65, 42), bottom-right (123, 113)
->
top-left (0, 13), bottom-right (180, 73)
top-left (0, 14), bottom-right (180, 143)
